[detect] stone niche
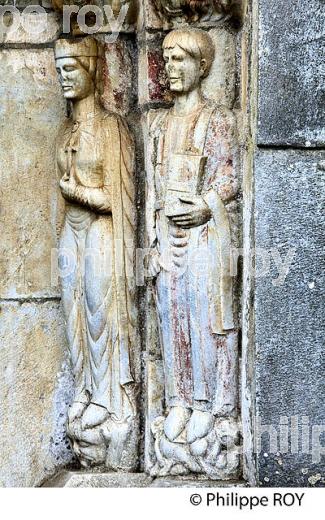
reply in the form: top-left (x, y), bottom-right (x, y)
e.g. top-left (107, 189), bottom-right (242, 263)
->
top-left (0, 0), bottom-right (254, 487)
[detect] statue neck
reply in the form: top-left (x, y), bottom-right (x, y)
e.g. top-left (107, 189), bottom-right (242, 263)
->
top-left (173, 88), bottom-right (203, 116)
top-left (71, 93), bottom-right (100, 122)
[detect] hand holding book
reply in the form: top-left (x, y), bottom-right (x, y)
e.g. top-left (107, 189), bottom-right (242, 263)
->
top-left (169, 194), bottom-right (212, 229)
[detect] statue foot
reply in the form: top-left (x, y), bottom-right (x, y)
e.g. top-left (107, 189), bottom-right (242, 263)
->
top-left (186, 410), bottom-right (214, 444)
top-left (164, 406), bottom-right (191, 442)
top-left (68, 399), bottom-right (88, 424)
top-left (81, 402), bottom-right (109, 429)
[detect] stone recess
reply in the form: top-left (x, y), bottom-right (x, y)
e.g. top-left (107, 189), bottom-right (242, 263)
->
top-left (100, 39), bottom-right (134, 116)
top-left (258, 0), bottom-right (325, 146)
top-left (0, 301), bottom-right (74, 487)
top-left (203, 27), bottom-right (236, 108)
top-left (254, 150), bottom-right (325, 486)
top-left (0, 49), bottom-right (66, 299)
top-left (138, 33), bottom-right (169, 105)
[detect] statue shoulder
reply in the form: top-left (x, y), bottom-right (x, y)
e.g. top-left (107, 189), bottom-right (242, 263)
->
top-left (207, 103), bottom-right (237, 132)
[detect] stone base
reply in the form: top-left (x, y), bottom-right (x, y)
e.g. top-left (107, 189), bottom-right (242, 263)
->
top-left (42, 471), bottom-right (247, 488)
top-left (150, 477), bottom-right (247, 488)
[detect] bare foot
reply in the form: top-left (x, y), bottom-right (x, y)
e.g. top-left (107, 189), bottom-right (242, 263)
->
top-left (186, 410), bottom-right (214, 444)
top-left (81, 402), bottom-right (109, 429)
top-left (163, 406), bottom-right (191, 441)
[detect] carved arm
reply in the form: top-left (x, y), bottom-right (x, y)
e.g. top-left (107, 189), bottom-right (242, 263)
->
top-left (60, 177), bottom-right (111, 214)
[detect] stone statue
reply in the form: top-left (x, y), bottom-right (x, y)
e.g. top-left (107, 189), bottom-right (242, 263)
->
top-left (146, 28), bottom-right (240, 478)
top-left (54, 37), bottom-right (138, 470)
top-left (152, 0), bottom-right (238, 23)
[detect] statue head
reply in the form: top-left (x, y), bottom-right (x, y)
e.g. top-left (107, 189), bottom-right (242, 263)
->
top-left (54, 37), bottom-right (101, 101)
top-left (162, 28), bottom-right (215, 94)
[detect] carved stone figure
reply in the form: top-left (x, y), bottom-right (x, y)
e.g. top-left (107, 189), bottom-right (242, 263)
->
top-left (146, 28), bottom-right (240, 478)
top-left (54, 37), bottom-right (138, 469)
top-left (152, 0), bottom-right (238, 23)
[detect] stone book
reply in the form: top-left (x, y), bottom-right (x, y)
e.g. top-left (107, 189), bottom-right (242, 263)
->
top-left (164, 153), bottom-right (207, 217)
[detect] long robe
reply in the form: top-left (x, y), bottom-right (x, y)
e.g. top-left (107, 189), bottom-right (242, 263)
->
top-left (146, 101), bottom-right (238, 415)
top-left (57, 109), bottom-right (137, 422)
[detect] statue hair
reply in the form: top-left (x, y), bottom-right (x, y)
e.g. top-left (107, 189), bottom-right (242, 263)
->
top-left (163, 28), bottom-right (215, 78)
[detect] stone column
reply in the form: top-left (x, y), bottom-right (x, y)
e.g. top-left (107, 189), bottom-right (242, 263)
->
top-left (254, 0), bottom-right (325, 486)
top-left (0, 7), bottom-right (74, 487)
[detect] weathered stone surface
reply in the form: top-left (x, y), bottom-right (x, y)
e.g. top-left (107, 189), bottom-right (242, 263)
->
top-left (138, 33), bottom-right (169, 105)
top-left (139, 0), bottom-right (162, 31)
top-left (254, 150), bottom-right (325, 486)
top-left (0, 301), bottom-right (74, 487)
top-left (100, 38), bottom-right (135, 116)
top-left (204, 27), bottom-right (236, 107)
top-left (0, 12), bottom-right (61, 44)
top-left (0, 1), bottom-right (51, 6)
top-left (0, 49), bottom-right (65, 299)
top-left (258, 0), bottom-right (325, 146)
top-left (140, 0), bottom-right (245, 30)
top-left (42, 470), bottom-right (246, 487)
top-left (43, 471), bottom-right (153, 487)
top-left (151, 477), bottom-right (247, 487)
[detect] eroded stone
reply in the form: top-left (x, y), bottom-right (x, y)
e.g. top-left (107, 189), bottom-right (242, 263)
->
top-left (0, 49), bottom-right (65, 299)
top-left (255, 149), bottom-right (325, 486)
top-left (258, 0), bottom-right (325, 146)
top-left (0, 12), bottom-right (61, 44)
top-left (0, 301), bottom-right (73, 487)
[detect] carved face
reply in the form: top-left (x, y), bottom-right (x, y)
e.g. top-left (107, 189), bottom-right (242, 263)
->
top-left (55, 57), bottom-right (94, 100)
top-left (163, 44), bottom-right (205, 94)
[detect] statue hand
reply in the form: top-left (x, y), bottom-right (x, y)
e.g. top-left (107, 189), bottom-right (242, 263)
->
top-left (169, 195), bottom-right (212, 229)
top-left (60, 176), bottom-right (76, 200)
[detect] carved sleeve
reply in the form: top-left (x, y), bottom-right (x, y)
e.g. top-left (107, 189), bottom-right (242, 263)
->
top-left (203, 107), bottom-right (239, 202)
top-left (68, 119), bottom-right (116, 214)
top-left (72, 185), bottom-right (111, 214)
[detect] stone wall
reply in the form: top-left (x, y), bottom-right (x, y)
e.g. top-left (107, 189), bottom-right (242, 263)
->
top-left (0, 14), bottom-right (75, 486)
top-left (254, 0), bottom-right (325, 486)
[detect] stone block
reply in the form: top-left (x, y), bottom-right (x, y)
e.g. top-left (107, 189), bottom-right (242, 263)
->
top-left (151, 477), bottom-right (247, 487)
top-left (254, 149), bottom-right (325, 486)
top-left (42, 470), bottom-right (246, 487)
top-left (0, 1), bottom-right (51, 7)
top-left (0, 301), bottom-right (74, 487)
top-left (0, 12), bottom-right (61, 45)
top-left (140, 0), bottom-right (245, 31)
top-left (0, 49), bottom-right (66, 299)
top-left (100, 38), bottom-right (135, 116)
top-left (138, 34), bottom-right (169, 105)
top-left (43, 471), bottom-right (153, 487)
top-left (203, 27), bottom-right (236, 107)
top-left (257, 0), bottom-right (325, 146)
top-left (139, 0), bottom-right (162, 31)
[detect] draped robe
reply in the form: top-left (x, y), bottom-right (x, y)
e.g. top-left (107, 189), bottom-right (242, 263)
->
top-left (57, 109), bottom-right (137, 422)
top-left (146, 102), bottom-right (238, 415)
